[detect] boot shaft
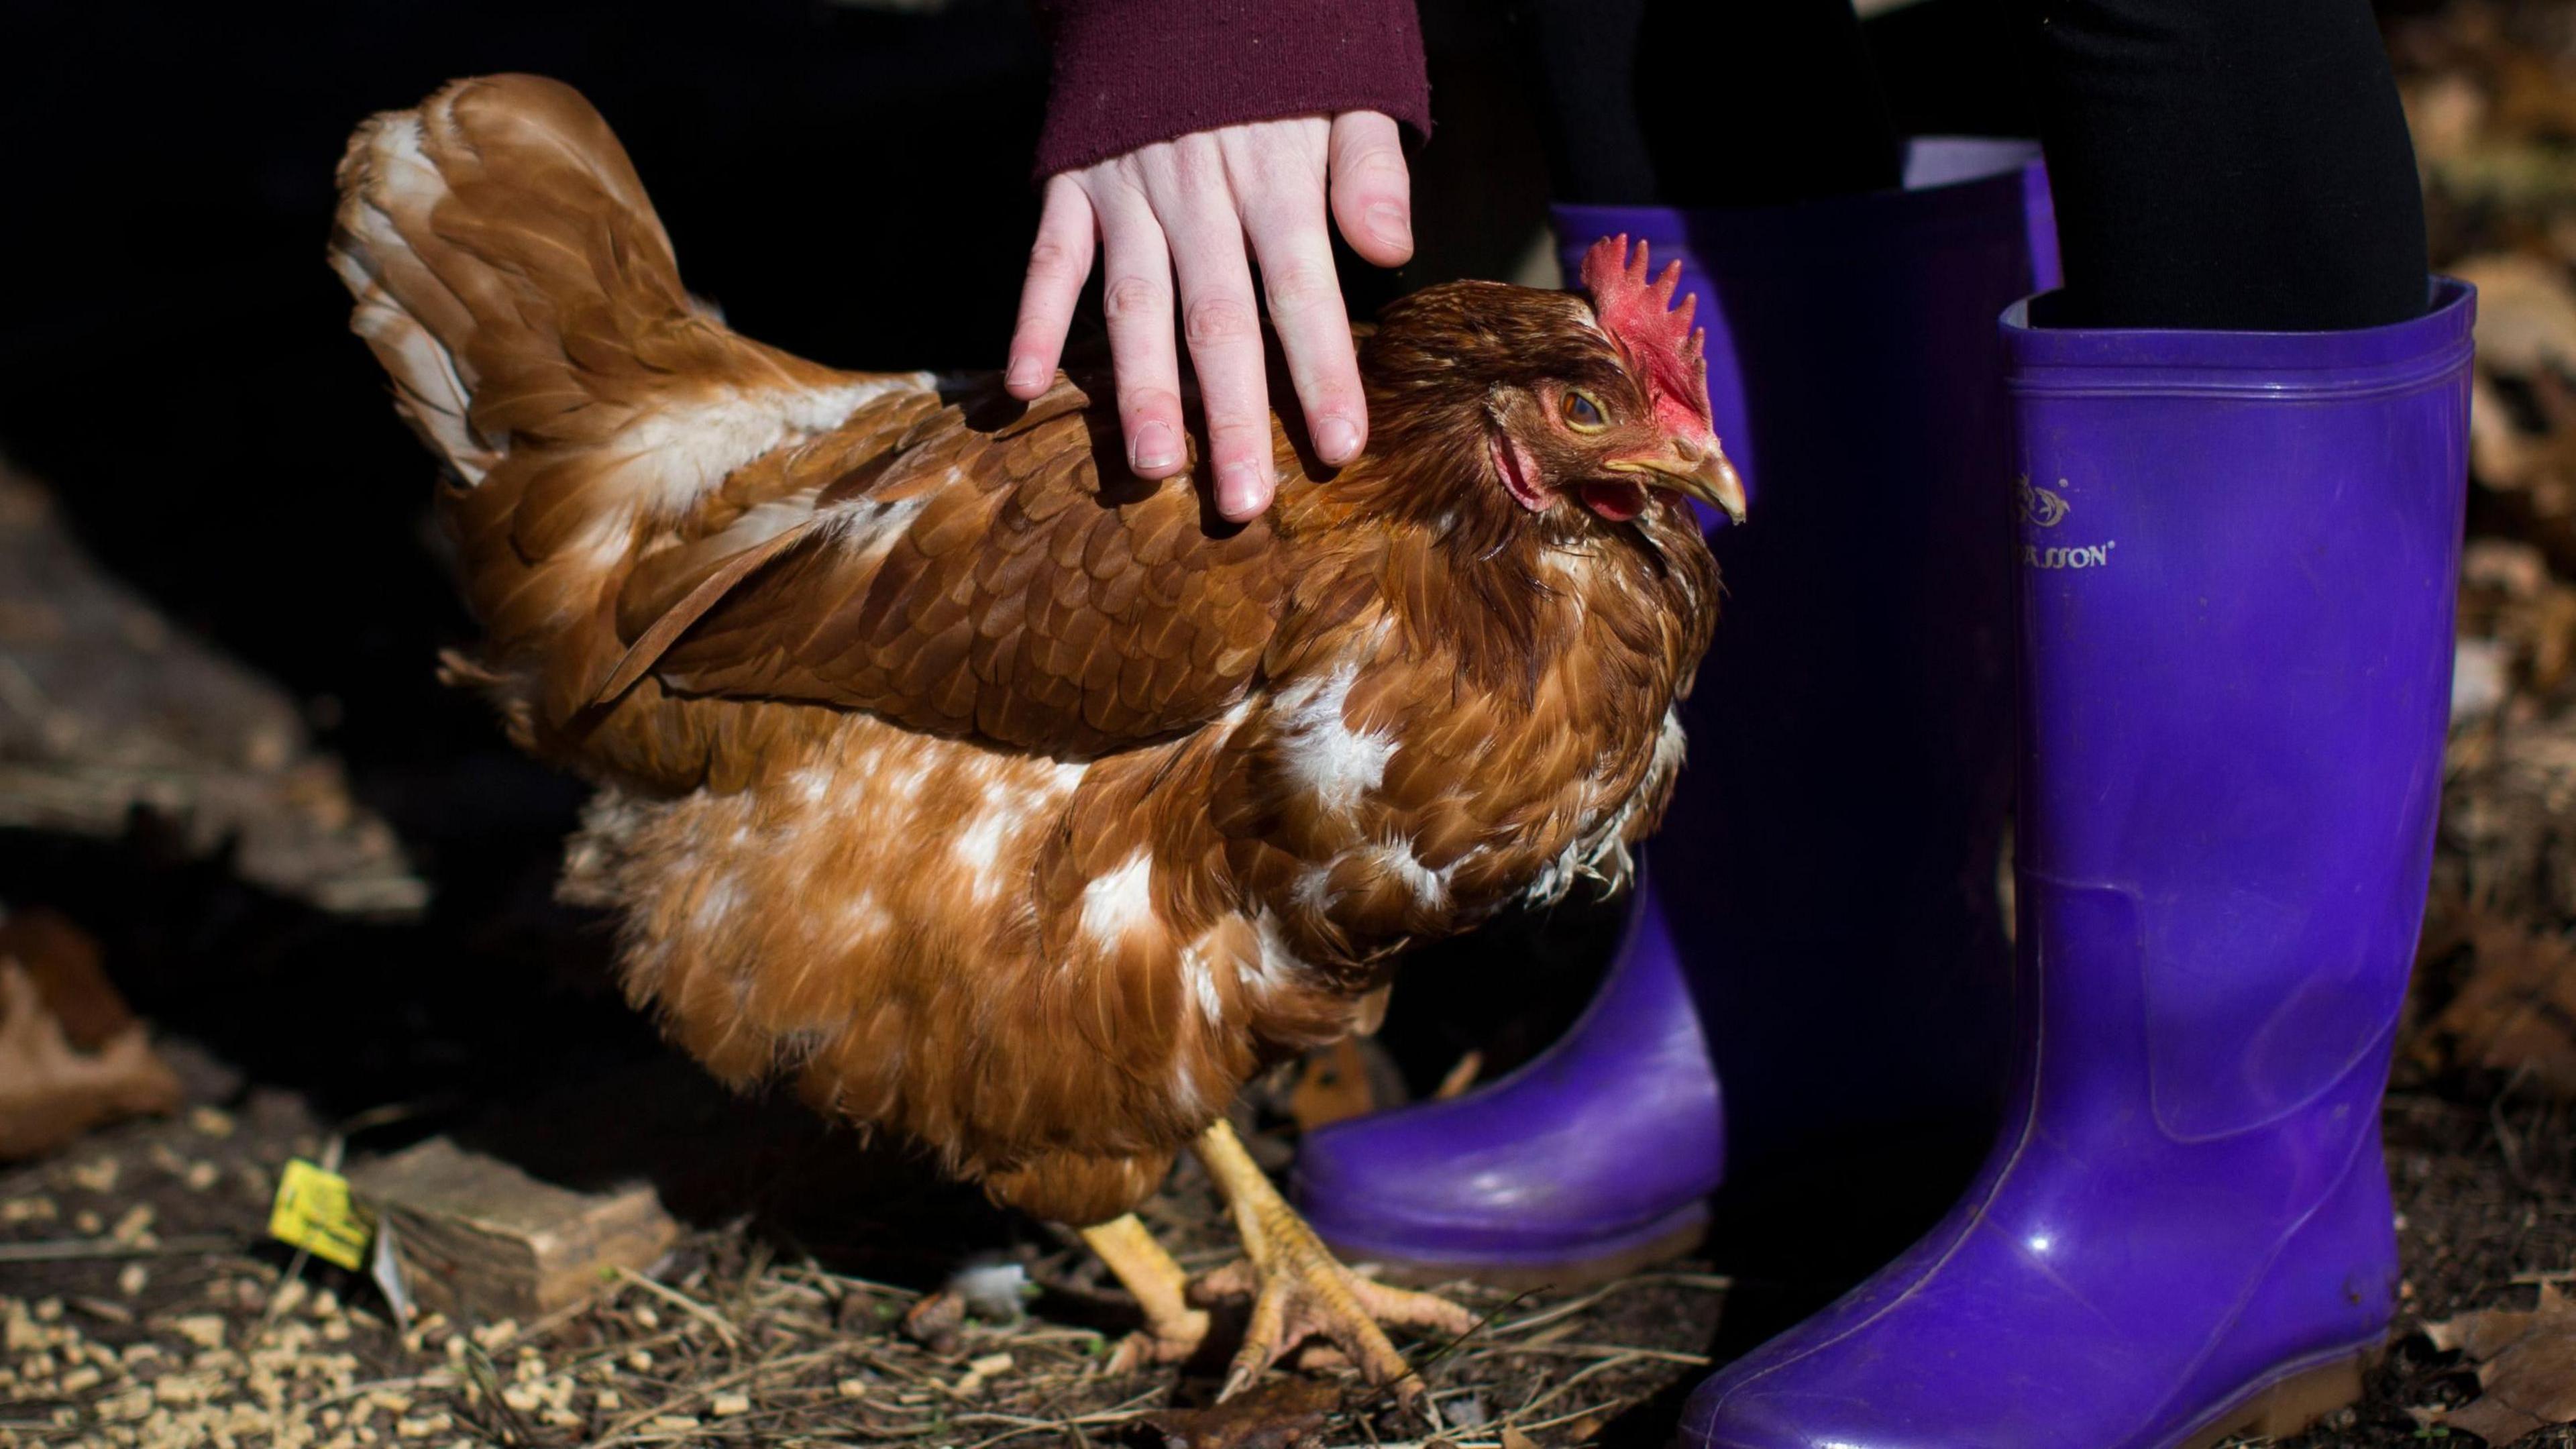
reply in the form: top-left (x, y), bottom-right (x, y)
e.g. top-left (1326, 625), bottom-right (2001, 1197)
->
top-left (2006, 282), bottom-right (2475, 1133)
top-left (1558, 139), bottom-right (2056, 1162)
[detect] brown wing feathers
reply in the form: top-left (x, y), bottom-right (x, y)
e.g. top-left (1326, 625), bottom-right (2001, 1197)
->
top-left (649, 386), bottom-right (1295, 757)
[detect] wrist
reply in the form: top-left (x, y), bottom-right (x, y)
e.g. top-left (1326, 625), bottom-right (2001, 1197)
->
top-left (1034, 0), bottom-right (1430, 178)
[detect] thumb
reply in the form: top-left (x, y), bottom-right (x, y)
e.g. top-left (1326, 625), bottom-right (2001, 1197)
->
top-left (1328, 111), bottom-right (1413, 268)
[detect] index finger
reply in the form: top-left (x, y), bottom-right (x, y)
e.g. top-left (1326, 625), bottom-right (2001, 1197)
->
top-left (1006, 177), bottom-right (1097, 398)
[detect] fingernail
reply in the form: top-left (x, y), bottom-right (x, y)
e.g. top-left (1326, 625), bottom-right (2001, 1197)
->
top-left (1132, 421), bottom-right (1179, 472)
top-left (1218, 458), bottom-right (1270, 518)
top-left (1364, 202), bottom-right (1411, 250)
top-left (1006, 356), bottom-right (1046, 392)
top-left (1315, 414), bottom-right (1360, 465)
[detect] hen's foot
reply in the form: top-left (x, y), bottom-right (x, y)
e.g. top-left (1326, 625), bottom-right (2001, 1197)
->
top-left (1191, 1120), bottom-right (1477, 1401)
top-left (1079, 1214), bottom-right (1212, 1375)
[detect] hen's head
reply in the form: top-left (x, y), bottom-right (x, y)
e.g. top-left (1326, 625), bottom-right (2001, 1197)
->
top-left (1350, 235), bottom-right (1743, 549)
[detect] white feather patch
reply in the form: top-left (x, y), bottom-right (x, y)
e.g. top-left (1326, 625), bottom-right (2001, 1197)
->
top-left (1525, 706), bottom-right (1688, 906)
top-left (818, 488), bottom-right (933, 558)
top-left (693, 871), bottom-right (744, 933)
top-left (1081, 851), bottom-right (1157, 947)
top-left (1273, 663), bottom-right (1397, 815)
top-left (333, 115), bottom-right (498, 482)
top-left (609, 374), bottom-right (934, 521)
top-left (1180, 934), bottom-right (1226, 1022)
top-left (953, 794), bottom-right (1017, 885)
top-left (1370, 837), bottom-right (1454, 909)
top-left (1246, 910), bottom-right (1308, 997)
top-left (840, 889), bottom-right (893, 940)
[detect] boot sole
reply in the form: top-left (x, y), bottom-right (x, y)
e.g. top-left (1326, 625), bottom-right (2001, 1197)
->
top-left (2175, 1340), bottom-right (2378, 1448)
top-left (1324, 1210), bottom-right (1709, 1293)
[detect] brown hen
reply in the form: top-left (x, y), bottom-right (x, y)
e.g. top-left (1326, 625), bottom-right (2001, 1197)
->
top-left (329, 74), bottom-right (1736, 1397)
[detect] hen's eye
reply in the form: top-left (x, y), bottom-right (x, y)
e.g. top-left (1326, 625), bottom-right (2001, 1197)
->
top-left (1560, 390), bottom-right (1607, 431)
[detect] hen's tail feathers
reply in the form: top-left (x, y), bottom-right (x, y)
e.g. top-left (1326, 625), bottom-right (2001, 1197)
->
top-left (329, 74), bottom-right (890, 504)
top-left (330, 75), bottom-right (922, 727)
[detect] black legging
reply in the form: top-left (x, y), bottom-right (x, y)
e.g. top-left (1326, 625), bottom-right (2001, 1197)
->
top-left (1513, 0), bottom-right (2429, 332)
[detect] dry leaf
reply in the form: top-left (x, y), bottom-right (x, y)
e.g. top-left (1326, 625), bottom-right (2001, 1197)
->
top-left (2462, 254), bottom-right (2576, 382)
top-left (2453, 255), bottom-right (2576, 582)
top-left (0, 912), bottom-right (181, 1159)
top-left (2420, 911), bottom-right (2576, 1093)
top-left (0, 910), bottom-right (134, 1050)
top-left (1557, 1411), bottom-right (1613, 1444)
top-left (2425, 1281), bottom-right (2576, 1442)
top-left (1287, 1039), bottom-right (1383, 1134)
top-left (1142, 1377), bottom-right (1342, 1449)
top-left (2460, 539), bottom-right (2576, 696)
top-left (896, 1289), bottom-right (966, 1355)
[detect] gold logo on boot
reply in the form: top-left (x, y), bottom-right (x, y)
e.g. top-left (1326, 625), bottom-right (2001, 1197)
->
top-left (2018, 476), bottom-right (2115, 571)
top-left (2018, 475), bottom-right (2070, 529)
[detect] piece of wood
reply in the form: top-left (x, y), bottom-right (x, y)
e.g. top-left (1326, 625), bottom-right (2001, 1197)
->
top-left (0, 470), bottom-right (427, 916)
top-left (350, 1137), bottom-right (679, 1322)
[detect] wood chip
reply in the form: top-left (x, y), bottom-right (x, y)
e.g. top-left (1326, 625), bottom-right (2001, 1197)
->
top-left (349, 1138), bottom-right (678, 1322)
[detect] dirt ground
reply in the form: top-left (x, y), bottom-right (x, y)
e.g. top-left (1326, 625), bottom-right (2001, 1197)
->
top-left (1, 1036), bottom-right (2573, 1448)
top-left (20, 1), bottom-right (2576, 1446)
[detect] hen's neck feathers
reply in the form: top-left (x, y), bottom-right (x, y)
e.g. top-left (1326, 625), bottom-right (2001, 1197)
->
top-left (1258, 284), bottom-right (1717, 707)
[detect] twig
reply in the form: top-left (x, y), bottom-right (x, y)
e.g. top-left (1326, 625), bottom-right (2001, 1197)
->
top-left (297, 1371), bottom-right (462, 1415)
top-left (615, 1265), bottom-right (744, 1352)
top-left (1499, 1394), bottom-right (1648, 1437)
top-left (1325, 1414), bottom-right (1652, 1449)
top-left (0, 1234), bottom-right (235, 1262)
top-left (1501, 1348), bottom-right (1648, 1423)
top-left (588, 1346), bottom-right (849, 1446)
top-left (806, 1267), bottom-right (923, 1299)
top-left (950, 1403), bottom-right (1161, 1449)
top-left (1483, 1342), bottom-right (1711, 1366)
top-left (1487, 1271), bottom-right (1729, 1338)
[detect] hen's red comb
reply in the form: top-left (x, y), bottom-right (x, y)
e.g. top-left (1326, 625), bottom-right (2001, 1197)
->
top-left (1579, 234), bottom-right (1714, 439)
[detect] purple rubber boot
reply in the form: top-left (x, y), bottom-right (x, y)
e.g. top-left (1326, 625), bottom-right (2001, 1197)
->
top-left (1682, 280), bottom-right (2475, 1448)
top-left (1297, 138), bottom-right (2058, 1281)
top-left (1294, 871), bottom-right (1722, 1283)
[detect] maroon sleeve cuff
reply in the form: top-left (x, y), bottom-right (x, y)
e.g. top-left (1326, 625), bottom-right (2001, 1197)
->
top-left (1034, 0), bottom-right (1432, 178)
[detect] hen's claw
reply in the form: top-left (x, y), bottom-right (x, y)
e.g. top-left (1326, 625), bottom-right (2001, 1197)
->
top-left (1191, 1121), bottom-right (1477, 1401)
top-left (1081, 1214), bottom-right (1212, 1376)
top-left (1103, 1319), bottom-right (1210, 1376)
top-left (1190, 1232), bottom-right (1476, 1399)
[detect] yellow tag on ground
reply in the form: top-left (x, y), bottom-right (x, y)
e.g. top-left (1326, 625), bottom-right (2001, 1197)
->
top-left (268, 1159), bottom-right (374, 1270)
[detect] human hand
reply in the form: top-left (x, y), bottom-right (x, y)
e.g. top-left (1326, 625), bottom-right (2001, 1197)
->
top-left (1006, 111), bottom-right (1414, 522)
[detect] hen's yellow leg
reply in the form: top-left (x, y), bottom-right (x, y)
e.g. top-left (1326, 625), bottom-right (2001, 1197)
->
top-left (1190, 1120), bottom-right (1477, 1401)
top-left (1081, 1214), bottom-right (1212, 1373)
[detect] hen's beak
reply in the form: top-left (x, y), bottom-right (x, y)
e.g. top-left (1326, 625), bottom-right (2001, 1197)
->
top-left (1605, 440), bottom-right (1748, 525)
